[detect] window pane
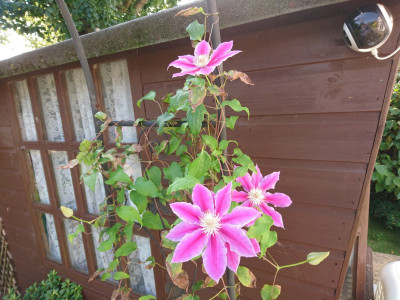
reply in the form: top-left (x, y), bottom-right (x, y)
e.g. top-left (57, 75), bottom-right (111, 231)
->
top-left (64, 68), bottom-right (96, 141)
top-left (99, 60), bottom-right (138, 143)
top-left (26, 150), bottom-right (50, 204)
top-left (39, 213), bottom-right (61, 263)
top-left (128, 235), bottom-right (156, 297)
top-left (81, 163), bottom-right (106, 215)
top-left (50, 151), bottom-right (76, 210)
top-left (12, 80), bottom-right (38, 141)
top-left (36, 74), bottom-right (65, 142)
top-left (64, 218), bottom-right (88, 273)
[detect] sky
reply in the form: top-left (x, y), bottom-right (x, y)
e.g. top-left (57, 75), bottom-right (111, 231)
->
top-left (0, 0), bottom-right (198, 61)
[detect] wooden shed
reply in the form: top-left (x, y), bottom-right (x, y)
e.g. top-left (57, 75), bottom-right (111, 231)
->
top-left (0, 0), bottom-right (399, 299)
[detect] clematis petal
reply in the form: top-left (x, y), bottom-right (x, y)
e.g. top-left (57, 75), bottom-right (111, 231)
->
top-left (226, 243), bottom-right (240, 273)
top-left (208, 50), bottom-right (241, 68)
top-left (177, 55), bottom-right (195, 63)
top-left (208, 41), bottom-right (236, 66)
top-left (219, 225), bottom-right (256, 257)
top-left (195, 40), bottom-right (212, 57)
top-left (265, 192), bottom-right (292, 208)
top-left (166, 222), bottom-right (200, 241)
top-left (236, 172), bottom-right (254, 192)
top-left (251, 165), bottom-right (263, 188)
top-left (221, 206), bottom-right (261, 227)
top-left (170, 202), bottom-right (201, 224)
top-left (192, 184), bottom-right (214, 212)
top-left (251, 238), bottom-right (260, 253)
top-left (232, 190), bottom-right (248, 203)
top-left (172, 67), bottom-right (202, 78)
top-left (259, 202), bottom-right (284, 228)
top-left (196, 65), bottom-right (216, 75)
top-left (214, 182), bottom-right (232, 215)
top-left (240, 200), bottom-right (253, 208)
top-left (168, 57), bottom-right (196, 71)
top-left (172, 229), bottom-right (208, 263)
top-left (202, 234), bottom-right (227, 282)
top-left (258, 171), bottom-right (280, 191)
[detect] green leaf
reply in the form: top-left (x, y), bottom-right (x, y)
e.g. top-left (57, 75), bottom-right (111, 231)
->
top-left (101, 273), bottom-right (111, 281)
top-left (376, 164), bottom-right (389, 176)
top-left (192, 280), bottom-right (205, 292)
top-left (161, 230), bottom-right (178, 250)
top-left (146, 166), bottom-right (162, 188)
top-left (82, 172), bottom-right (98, 192)
top-left (94, 111), bottom-right (107, 121)
top-left (170, 89), bottom-right (189, 112)
top-left (123, 221), bottom-right (134, 241)
top-left (167, 175), bottom-right (200, 194)
top-left (115, 241), bottom-right (137, 257)
top-left (247, 215), bottom-right (274, 239)
top-left (105, 166), bottom-right (132, 185)
top-left (307, 251), bottom-right (330, 265)
top-left (237, 266), bottom-right (256, 288)
top-left (168, 136), bottom-right (182, 155)
top-left (219, 139), bottom-right (237, 150)
top-left (176, 144), bottom-right (188, 156)
top-left (157, 112), bottom-right (175, 133)
top-left (137, 91), bottom-right (156, 108)
top-left (79, 139), bottom-right (91, 153)
top-left (98, 237), bottom-right (114, 252)
top-left (164, 162), bottom-right (183, 182)
top-left (134, 177), bottom-right (160, 198)
top-left (138, 296), bottom-right (156, 300)
top-left (202, 135), bottom-right (218, 151)
top-left (225, 116), bottom-right (239, 129)
top-left (186, 20), bottom-right (204, 41)
top-left (189, 85), bottom-right (207, 110)
top-left (221, 99), bottom-right (250, 118)
top-left (113, 272), bottom-right (130, 280)
top-left (129, 191), bottom-right (148, 214)
top-left (142, 211), bottom-right (164, 230)
top-left (393, 177), bottom-right (400, 187)
top-left (187, 104), bottom-right (206, 135)
top-left (261, 284), bottom-right (281, 300)
top-left (260, 231), bottom-right (277, 256)
top-left (166, 253), bottom-right (182, 275)
top-left (188, 149), bottom-right (211, 179)
top-left (68, 224), bottom-right (85, 244)
top-left (116, 206), bottom-right (142, 226)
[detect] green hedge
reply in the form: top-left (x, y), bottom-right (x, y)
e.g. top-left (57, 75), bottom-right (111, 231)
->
top-left (371, 71), bottom-right (400, 229)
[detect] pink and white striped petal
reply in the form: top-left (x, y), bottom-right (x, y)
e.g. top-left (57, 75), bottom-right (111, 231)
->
top-left (192, 184), bottom-right (214, 213)
top-left (226, 243), bottom-right (240, 273)
top-left (251, 238), bottom-right (260, 253)
top-left (258, 172), bottom-right (280, 191)
top-left (232, 190), bottom-right (248, 203)
top-left (251, 165), bottom-right (263, 188)
top-left (219, 225), bottom-right (256, 257)
top-left (259, 202), bottom-right (284, 228)
top-left (172, 229), bottom-right (208, 263)
top-left (221, 206), bottom-right (261, 227)
top-left (265, 192), bottom-right (292, 208)
top-left (166, 222), bottom-right (200, 242)
top-left (214, 182), bottom-right (232, 216)
top-left (203, 234), bottom-right (227, 282)
top-left (236, 172), bottom-right (254, 192)
top-left (194, 40), bottom-right (212, 57)
top-left (170, 202), bottom-right (201, 224)
top-left (208, 50), bottom-right (241, 68)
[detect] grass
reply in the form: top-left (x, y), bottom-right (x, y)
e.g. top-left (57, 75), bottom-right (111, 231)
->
top-left (368, 215), bottom-right (400, 256)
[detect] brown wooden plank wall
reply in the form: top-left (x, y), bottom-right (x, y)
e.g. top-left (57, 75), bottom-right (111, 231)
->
top-left (139, 1), bottom-right (400, 299)
top-left (0, 0), bottom-right (400, 299)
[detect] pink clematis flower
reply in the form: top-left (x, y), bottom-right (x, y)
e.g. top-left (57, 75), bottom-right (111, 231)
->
top-left (166, 182), bottom-right (261, 282)
top-left (168, 40), bottom-right (241, 78)
top-left (233, 166), bottom-right (292, 228)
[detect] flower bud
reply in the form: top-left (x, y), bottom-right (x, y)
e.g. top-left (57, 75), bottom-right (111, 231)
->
top-left (60, 206), bottom-right (73, 218)
top-left (307, 252), bottom-right (330, 265)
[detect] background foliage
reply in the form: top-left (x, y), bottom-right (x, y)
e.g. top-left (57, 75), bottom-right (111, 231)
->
top-left (0, 0), bottom-right (177, 47)
top-left (371, 71), bottom-right (400, 229)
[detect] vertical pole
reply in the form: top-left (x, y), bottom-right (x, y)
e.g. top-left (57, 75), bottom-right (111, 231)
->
top-left (55, 0), bottom-right (100, 133)
top-left (205, 1), bottom-right (235, 299)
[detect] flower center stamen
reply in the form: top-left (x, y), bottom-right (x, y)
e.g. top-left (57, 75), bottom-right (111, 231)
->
top-left (194, 54), bottom-right (210, 67)
top-left (248, 188), bottom-right (264, 205)
top-left (199, 211), bottom-right (221, 236)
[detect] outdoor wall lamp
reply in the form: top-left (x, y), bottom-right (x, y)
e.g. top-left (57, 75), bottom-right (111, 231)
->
top-left (343, 3), bottom-right (400, 60)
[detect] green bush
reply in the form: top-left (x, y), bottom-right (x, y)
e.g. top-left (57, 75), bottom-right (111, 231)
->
top-left (371, 72), bottom-right (400, 229)
top-left (3, 270), bottom-right (83, 300)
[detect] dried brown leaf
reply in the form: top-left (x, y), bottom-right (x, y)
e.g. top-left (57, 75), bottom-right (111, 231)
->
top-left (58, 159), bottom-right (78, 170)
top-left (88, 269), bottom-right (103, 282)
top-left (225, 70), bottom-right (254, 85)
top-left (175, 7), bottom-right (204, 17)
top-left (166, 261), bottom-right (190, 291)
